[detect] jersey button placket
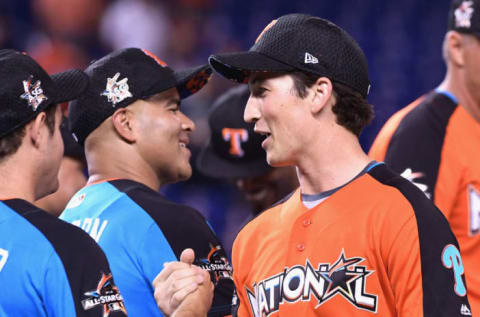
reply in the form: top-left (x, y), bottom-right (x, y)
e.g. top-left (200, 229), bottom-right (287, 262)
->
top-left (302, 219), bottom-right (312, 227)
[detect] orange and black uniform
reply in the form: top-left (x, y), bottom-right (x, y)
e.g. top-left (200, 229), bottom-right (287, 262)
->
top-left (232, 163), bottom-right (471, 316)
top-left (369, 91), bottom-right (480, 314)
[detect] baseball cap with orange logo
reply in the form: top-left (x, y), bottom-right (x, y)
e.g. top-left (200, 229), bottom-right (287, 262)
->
top-left (196, 85), bottom-right (271, 179)
top-left (68, 47), bottom-right (212, 145)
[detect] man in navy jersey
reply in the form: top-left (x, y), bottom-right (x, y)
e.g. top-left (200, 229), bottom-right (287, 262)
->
top-left (61, 48), bottom-right (234, 317)
top-left (0, 49), bottom-right (126, 316)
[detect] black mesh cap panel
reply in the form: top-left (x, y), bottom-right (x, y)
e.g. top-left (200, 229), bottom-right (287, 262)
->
top-left (0, 49), bottom-right (88, 138)
top-left (209, 14), bottom-right (370, 98)
top-left (68, 48), bottom-right (212, 145)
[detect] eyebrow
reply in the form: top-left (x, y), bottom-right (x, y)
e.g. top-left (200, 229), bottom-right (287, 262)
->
top-left (167, 98), bottom-right (181, 107)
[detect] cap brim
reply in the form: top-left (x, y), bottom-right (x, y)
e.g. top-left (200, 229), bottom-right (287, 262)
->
top-left (208, 51), bottom-right (296, 83)
top-left (174, 64), bottom-right (212, 99)
top-left (51, 69), bottom-right (89, 103)
top-left (196, 141), bottom-right (272, 179)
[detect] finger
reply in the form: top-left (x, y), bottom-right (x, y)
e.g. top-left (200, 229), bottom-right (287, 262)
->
top-left (180, 248), bottom-right (195, 265)
top-left (170, 282), bottom-right (200, 308)
top-left (153, 261), bottom-right (196, 285)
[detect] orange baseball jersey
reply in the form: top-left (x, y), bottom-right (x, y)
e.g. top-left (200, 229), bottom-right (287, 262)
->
top-left (231, 163), bottom-right (471, 316)
top-left (369, 91), bottom-right (480, 314)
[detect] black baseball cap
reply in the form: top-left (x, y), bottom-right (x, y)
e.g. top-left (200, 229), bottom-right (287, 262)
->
top-left (196, 85), bottom-right (272, 179)
top-left (208, 13), bottom-right (370, 98)
top-left (68, 47), bottom-right (212, 145)
top-left (0, 49), bottom-right (88, 138)
top-left (448, 0), bottom-right (480, 35)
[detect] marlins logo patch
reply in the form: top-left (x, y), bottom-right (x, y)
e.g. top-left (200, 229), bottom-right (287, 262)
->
top-left (20, 75), bottom-right (48, 111)
top-left (82, 272), bottom-right (127, 316)
top-left (198, 244), bottom-right (233, 284)
top-left (455, 1), bottom-right (475, 28)
top-left (101, 73), bottom-right (133, 106)
top-left (246, 250), bottom-right (377, 316)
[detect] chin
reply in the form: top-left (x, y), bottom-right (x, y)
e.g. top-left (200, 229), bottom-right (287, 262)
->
top-left (177, 165), bottom-right (193, 182)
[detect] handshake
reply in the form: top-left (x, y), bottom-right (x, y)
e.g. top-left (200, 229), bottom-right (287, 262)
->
top-left (153, 249), bottom-right (214, 317)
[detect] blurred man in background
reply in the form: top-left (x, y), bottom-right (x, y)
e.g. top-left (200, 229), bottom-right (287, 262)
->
top-left (197, 85), bottom-right (298, 216)
top-left (369, 0), bottom-right (480, 313)
top-left (36, 117), bottom-right (86, 216)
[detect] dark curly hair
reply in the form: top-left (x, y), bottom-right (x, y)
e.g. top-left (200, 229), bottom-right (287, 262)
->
top-left (289, 71), bottom-right (374, 137)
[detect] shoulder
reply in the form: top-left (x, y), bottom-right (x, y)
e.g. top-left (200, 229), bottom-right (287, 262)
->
top-left (4, 199), bottom-right (106, 263)
top-left (366, 164), bottom-right (452, 232)
top-left (109, 179), bottom-right (205, 221)
top-left (389, 92), bottom-right (458, 144)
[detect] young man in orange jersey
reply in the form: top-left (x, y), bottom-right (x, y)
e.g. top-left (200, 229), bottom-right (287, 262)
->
top-left (201, 14), bottom-right (473, 316)
top-left (155, 13), bottom-right (473, 316)
top-left (369, 0), bottom-right (480, 314)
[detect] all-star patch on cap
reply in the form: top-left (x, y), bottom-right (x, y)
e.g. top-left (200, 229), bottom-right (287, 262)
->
top-left (0, 49), bottom-right (88, 138)
top-left (208, 13), bottom-right (370, 98)
top-left (448, 0), bottom-right (480, 35)
top-left (196, 85), bottom-right (272, 179)
top-left (68, 47), bottom-right (212, 145)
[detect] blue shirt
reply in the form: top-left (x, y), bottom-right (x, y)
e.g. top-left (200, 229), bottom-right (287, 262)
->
top-left (0, 199), bottom-right (126, 317)
top-left (61, 179), bottom-right (234, 316)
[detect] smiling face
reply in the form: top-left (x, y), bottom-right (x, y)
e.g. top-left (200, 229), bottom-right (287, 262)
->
top-left (133, 88), bottom-right (195, 184)
top-left (245, 73), bottom-right (311, 167)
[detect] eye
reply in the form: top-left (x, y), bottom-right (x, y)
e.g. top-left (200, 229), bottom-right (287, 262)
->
top-left (251, 87), bottom-right (268, 98)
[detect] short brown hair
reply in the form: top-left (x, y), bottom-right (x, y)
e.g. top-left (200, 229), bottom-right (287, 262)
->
top-left (0, 104), bottom-right (57, 161)
top-left (289, 71), bottom-right (374, 136)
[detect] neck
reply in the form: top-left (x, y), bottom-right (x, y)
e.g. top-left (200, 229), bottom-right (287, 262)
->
top-left (438, 69), bottom-right (480, 122)
top-left (0, 155), bottom-right (36, 203)
top-left (86, 143), bottom-right (161, 192)
top-left (295, 127), bottom-right (370, 195)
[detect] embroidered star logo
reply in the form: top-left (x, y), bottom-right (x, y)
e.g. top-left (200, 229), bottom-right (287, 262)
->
top-left (101, 73), bottom-right (133, 106)
top-left (455, 1), bottom-right (474, 28)
top-left (320, 251), bottom-right (365, 304)
top-left (19, 75), bottom-right (48, 111)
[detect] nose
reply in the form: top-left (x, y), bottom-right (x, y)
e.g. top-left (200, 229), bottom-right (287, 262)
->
top-left (244, 95), bottom-right (261, 123)
top-left (180, 111), bottom-right (195, 132)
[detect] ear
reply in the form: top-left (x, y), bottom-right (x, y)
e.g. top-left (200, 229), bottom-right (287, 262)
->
top-left (111, 107), bottom-right (136, 143)
top-left (27, 112), bottom-right (47, 148)
top-left (310, 77), bottom-right (333, 115)
top-left (447, 31), bottom-right (466, 67)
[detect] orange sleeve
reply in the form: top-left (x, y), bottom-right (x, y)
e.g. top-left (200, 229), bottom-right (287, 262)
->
top-left (385, 216), bottom-right (424, 316)
top-left (231, 235), bottom-right (252, 317)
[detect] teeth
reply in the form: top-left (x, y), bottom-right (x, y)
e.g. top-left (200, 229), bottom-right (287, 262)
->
top-left (179, 143), bottom-right (186, 147)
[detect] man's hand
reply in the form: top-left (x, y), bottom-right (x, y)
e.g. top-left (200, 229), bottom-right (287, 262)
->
top-left (153, 249), bottom-right (213, 316)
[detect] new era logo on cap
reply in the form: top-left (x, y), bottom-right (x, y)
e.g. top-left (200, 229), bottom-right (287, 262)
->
top-left (304, 52), bottom-right (319, 64)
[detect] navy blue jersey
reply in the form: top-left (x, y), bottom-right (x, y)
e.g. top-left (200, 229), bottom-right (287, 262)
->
top-left (0, 199), bottom-right (127, 317)
top-left (60, 179), bottom-right (234, 316)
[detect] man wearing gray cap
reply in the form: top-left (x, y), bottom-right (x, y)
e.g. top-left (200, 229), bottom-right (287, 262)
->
top-left (370, 0), bottom-right (480, 313)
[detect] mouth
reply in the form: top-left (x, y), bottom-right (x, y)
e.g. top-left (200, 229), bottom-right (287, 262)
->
top-left (254, 128), bottom-right (271, 148)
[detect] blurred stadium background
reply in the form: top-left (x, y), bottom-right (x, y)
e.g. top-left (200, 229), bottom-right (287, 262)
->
top-left (1, 0), bottom-right (452, 255)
